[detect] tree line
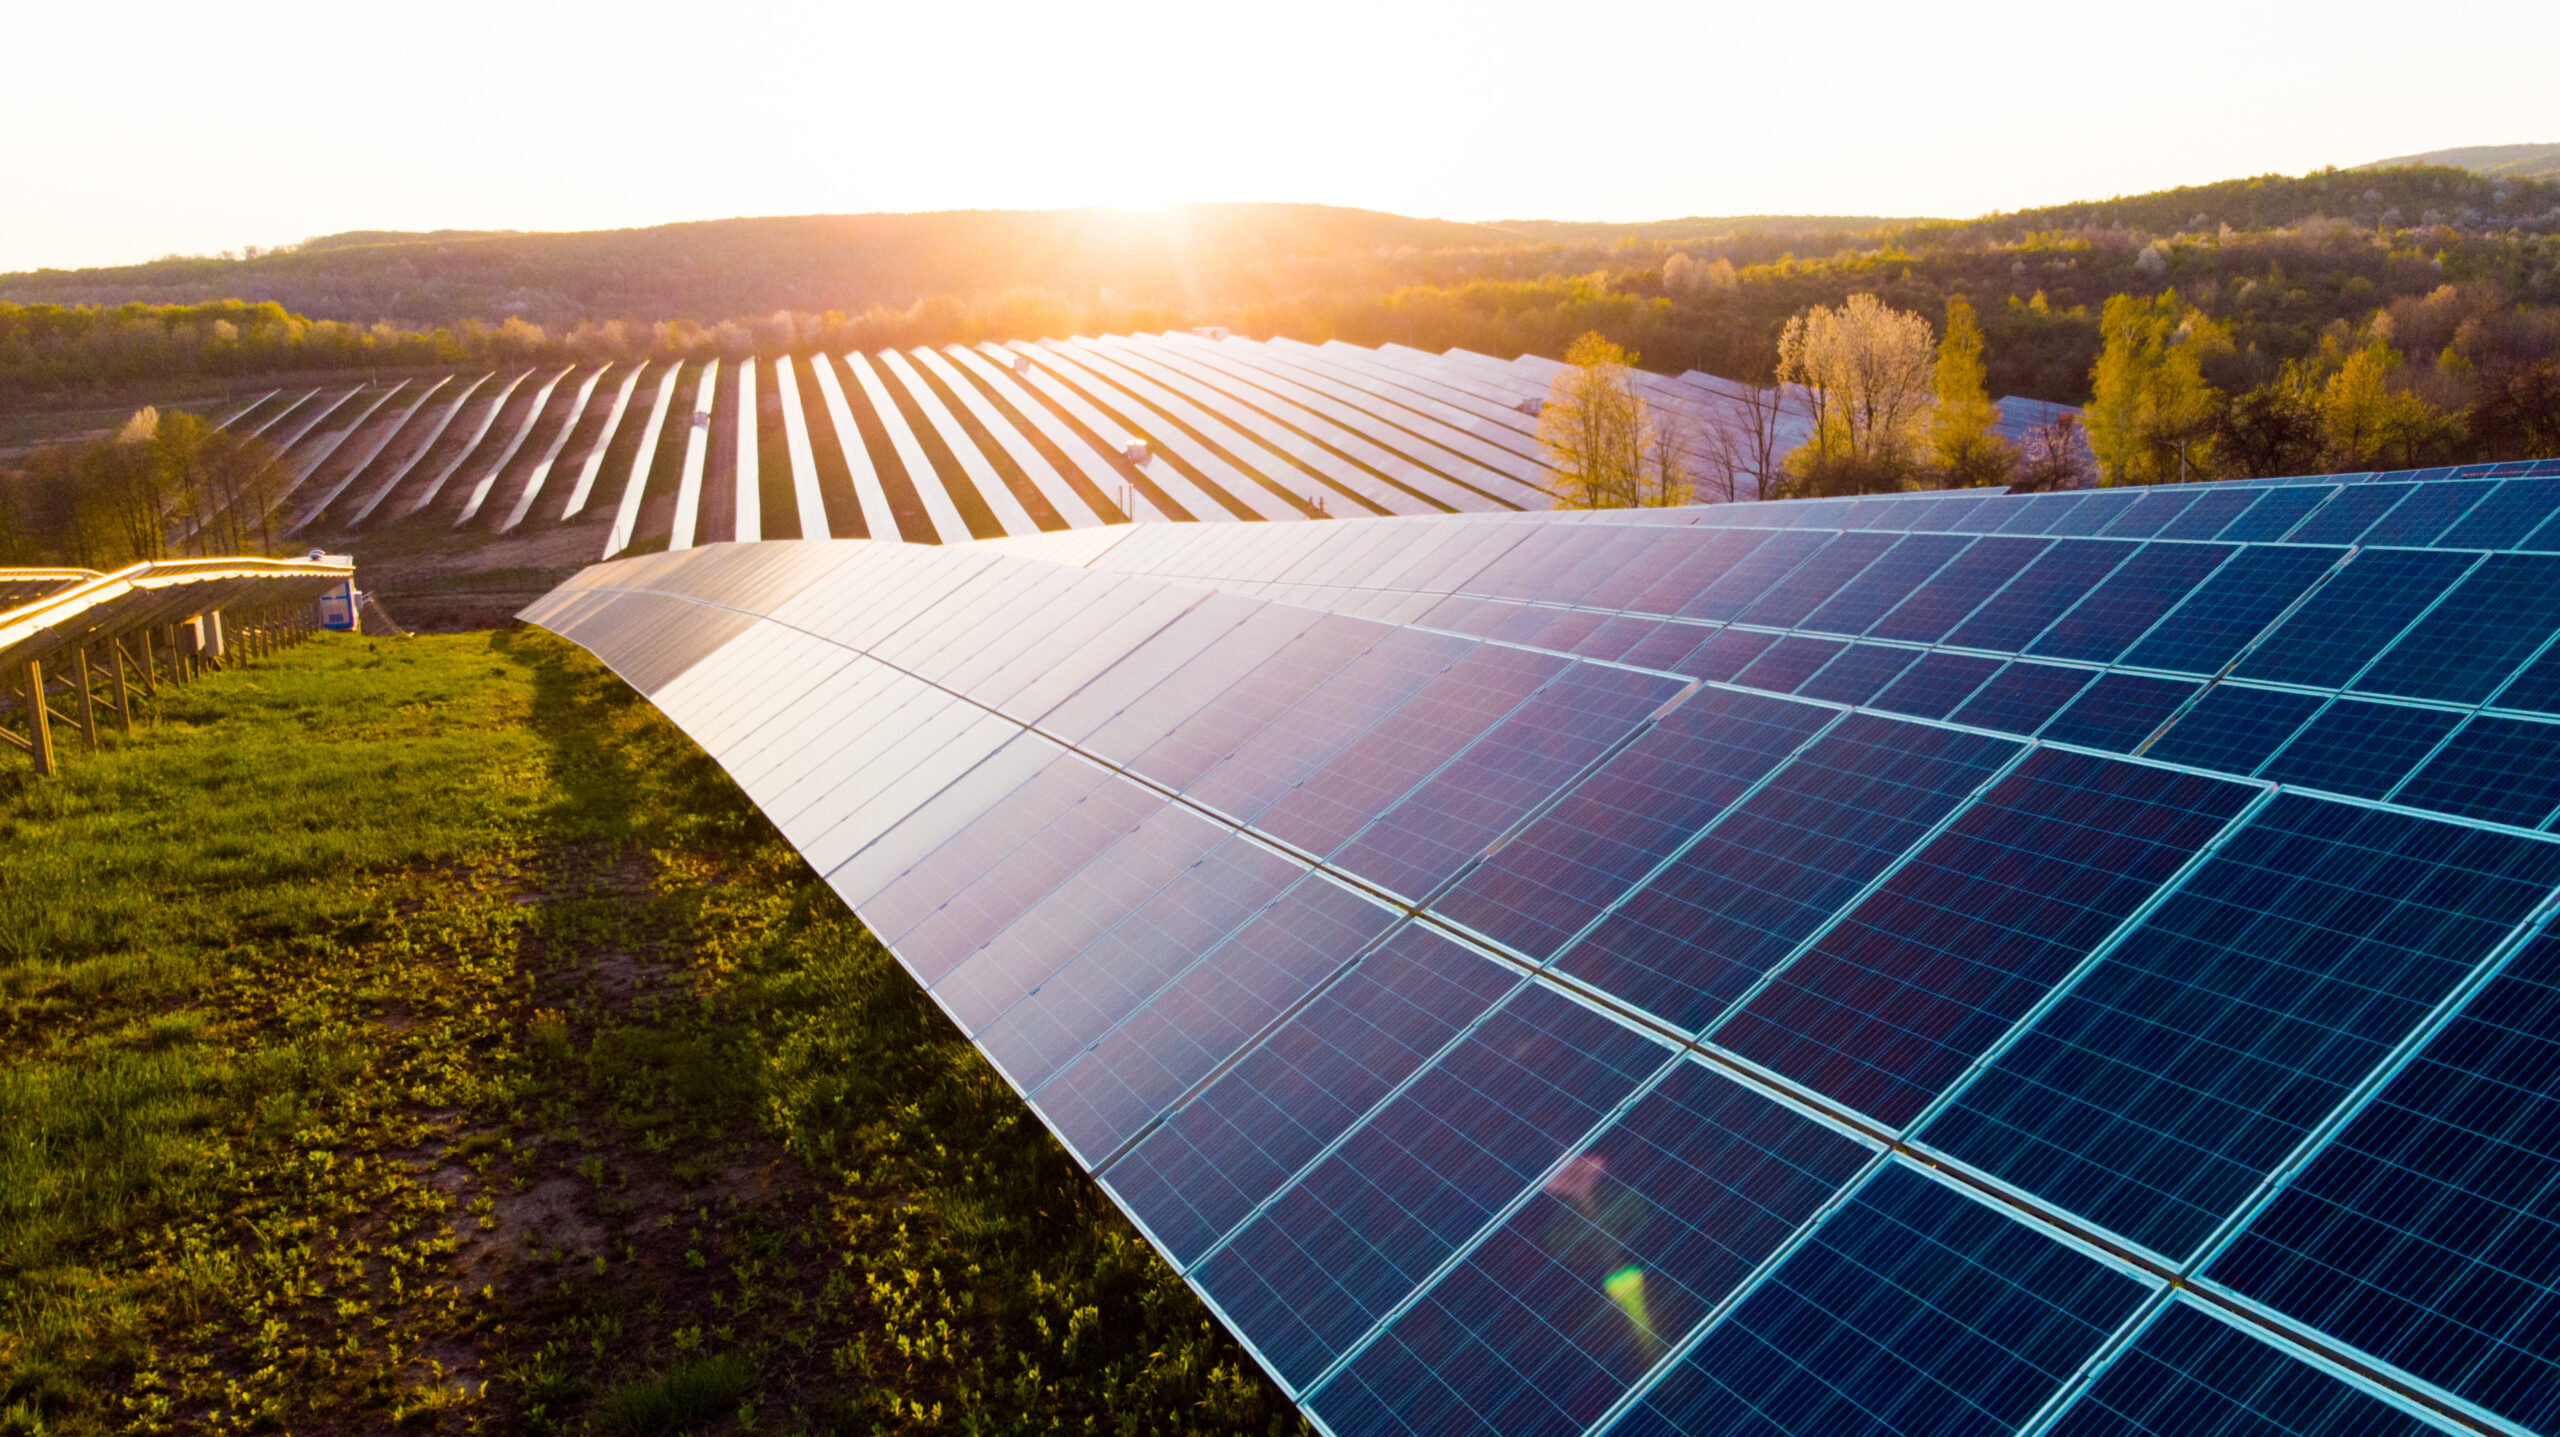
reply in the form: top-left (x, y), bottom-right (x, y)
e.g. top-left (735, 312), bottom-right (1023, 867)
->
top-left (0, 407), bottom-right (285, 568)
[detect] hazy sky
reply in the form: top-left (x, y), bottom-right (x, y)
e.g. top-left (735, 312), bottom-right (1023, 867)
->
top-left (8, 0), bottom-right (2556, 273)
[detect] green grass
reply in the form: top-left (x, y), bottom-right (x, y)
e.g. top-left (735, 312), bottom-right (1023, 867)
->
top-left (0, 630), bottom-right (1301, 1435)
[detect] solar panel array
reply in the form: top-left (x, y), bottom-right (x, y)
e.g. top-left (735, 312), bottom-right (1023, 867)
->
top-left (523, 462), bottom-right (2560, 1437)
top-left (214, 335), bottom-right (1844, 552)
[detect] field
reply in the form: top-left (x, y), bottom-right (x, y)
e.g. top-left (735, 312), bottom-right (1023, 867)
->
top-left (0, 631), bottom-right (1300, 1435)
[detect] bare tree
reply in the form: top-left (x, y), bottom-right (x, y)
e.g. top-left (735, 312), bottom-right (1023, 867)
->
top-left (1698, 380), bottom-right (1789, 501)
top-left (2012, 413), bottom-right (2097, 492)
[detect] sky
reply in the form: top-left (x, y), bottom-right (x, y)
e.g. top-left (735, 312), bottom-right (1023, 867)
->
top-left (7, 0), bottom-right (2557, 274)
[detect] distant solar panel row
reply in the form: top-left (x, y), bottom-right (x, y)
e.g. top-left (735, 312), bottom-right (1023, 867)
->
top-left (220, 335), bottom-right (2047, 556)
top-left (525, 471), bottom-right (2560, 1437)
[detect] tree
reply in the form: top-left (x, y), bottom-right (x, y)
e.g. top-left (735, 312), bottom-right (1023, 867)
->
top-left (2473, 358), bottom-right (2560, 459)
top-left (2214, 374), bottom-right (2325, 478)
top-left (2319, 341), bottom-right (2464, 469)
top-left (2086, 292), bottom-right (2229, 484)
top-left (1641, 416), bottom-right (1694, 507)
top-left (1699, 378), bottom-right (1789, 502)
top-left (1537, 332), bottom-right (1650, 508)
top-left (2012, 413), bottom-right (2097, 492)
top-left (1928, 297), bottom-right (2016, 487)
top-left (1775, 294), bottom-right (1935, 495)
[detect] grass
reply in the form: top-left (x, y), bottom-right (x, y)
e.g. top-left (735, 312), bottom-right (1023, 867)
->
top-left (0, 630), bottom-right (1303, 1435)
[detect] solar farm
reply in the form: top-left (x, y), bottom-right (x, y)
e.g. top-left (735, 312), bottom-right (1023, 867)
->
top-left (518, 463), bottom-right (2560, 1437)
top-left (189, 335), bottom-right (1947, 567)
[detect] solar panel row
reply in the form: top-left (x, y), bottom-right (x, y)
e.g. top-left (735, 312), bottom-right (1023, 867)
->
top-left (523, 472), bottom-right (2560, 1437)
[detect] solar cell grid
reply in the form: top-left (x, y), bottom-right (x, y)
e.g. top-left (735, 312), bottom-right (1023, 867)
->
top-left (1946, 660), bottom-right (2097, 738)
top-left (1870, 651), bottom-right (2004, 720)
top-left (2098, 487), bottom-right (2202, 538)
top-left (2213, 482), bottom-right (2336, 543)
top-left (2050, 488), bottom-right (2148, 537)
top-left (2042, 673), bottom-right (2199, 753)
top-left (1033, 873), bottom-right (1400, 1166)
top-left (1102, 924), bottom-right (1522, 1265)
top-left (2031, 542), bottom-right (2233, 664)
top-left (1793, 642), bottom-right (1921, 706)
top-left (1941, 540), bottom-right (2134, 653)
top-left (1434, 686), bottom-right (1835, 962)
top-left (1192, 981), bottom-right (1674, 1391)
top-left (1870, 536), bottom-right (2049, 643)
top-left (2262, 698), bottom-right (2465, 801)
top-left (1552, 714), bottom-right (2020, 1035)
top-left (1731, 635), bottom-right (1847, 695)
top-left (1678, 530), bottom-right (1834, 622)
top-left (1610, 1160), bottom-right (2150, 1437)
top-left (1717, 747), bottom-right (2255, 1129)
top-left (2143, 683), bottom-right (2327, 774)
top-left (1255, 643), bottom-right (1564, 858)
top-left (1923, 793), bottom-right (2560, 1263)
top-left (1668, 627), bottom-right (1775, 682)
top-left (1178, 626), bottom-right (1469, 822)
top-left (2207, 926), bottom-right (2560, 1434)
top-left (2393, 715), bottom-right (2560, 828)
top-left (2358, 479), bottom-right (2492, 548)
top-left (2119, 545), bottom-right (2343, 677)
top-left (2045, 1300), bottom-right (2443, 1437)
top-left (2287, 483), bottom-right (2415, 546)
top-left (2158, 488), bottom-right (2266, 541)
top-left (2233, 548), bottom-right (2481, 691)
top-left (1794, 533), bottom-right (1973, 636)
top-left (1311, 1060), bottom-right (1875, 1437)
top-left (1734, 531), bottom-right (1897, 627)
top-left (2437, 477), bottom-right (2560, 551)
top-left (1331, 662), bottom-right (1681, 903)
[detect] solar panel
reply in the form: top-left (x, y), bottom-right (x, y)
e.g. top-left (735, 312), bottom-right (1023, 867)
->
top-left (525, 456), bottom-right (2560, 1437)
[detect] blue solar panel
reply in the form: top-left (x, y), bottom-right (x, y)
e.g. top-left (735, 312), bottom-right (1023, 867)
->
top-left (1193, 982), bottom-right (1672, 1390)
top-left (2208, 926), bottom-right (2560, 1434)
top-left (1554, 715), bottom-right (2019, 1035)
top-left (2232, 548), bottom-right (2480, 691)
top-left (2440, 477), bottom-right (2560, 551)
top-left (1675, 628), bottom-right (1779, 682)
top-left (2042, 673), bottom-right (2200, 753)
top-left (1436, 687), bottom-right (1832, 962)
top-left (2214, 483), bottom-right (2336, 543)
top-left (1310, 1060), bottom-right (1874, 1437)
top-left (1870, 538), bottom-right (2049, 642)
top-left (2261, 699), bottom-right (2464, 800)
top-left (2100, 486), bottom-right (2203, 538)
top-left (1735, 532), bottom-right (1898, 627)
top-left (2359, 480), bottom-right (2492, 548)
top-left (1681, 531), bottom-right (1833, 622)
top-left (2158, 488), bottom-right (2263, 541)
top-left (2032, 544), bottom-right (2233, 663)
top-left (528, 462), bottom-right (2560, 1437)
top-left (1333, 662), bottom-right (1679, 902)
top-left (1793, 642), bottom-right (1921, 706)
top-left (1716, 748), bottom-right (2253, 1128)
top-left (2120, 546), bottom-right (2342, 676)
top-left (2287, 483), bottom-right (2412, 545)
top-left (1611, 1161), bottom-right (2149, 1437)
top-left (1033, 874), bottom-right (1399, 1164)
top-left (1732, 635), bottom-right (1849, 696)
top-left (1258, 645), bottom-right (1563, 855)
top-left (2394, 715), bottom-right (2560, 828)
top-left (1103, 924), bottom-right (1520, 1265)
top-left (1796, 534), bottom-right (1973, 636)
top-left (1871, 651), bottom-right (2005, 720)
top-left (2355, 554), bottom-right (2560, 706)
top-left (1922, 794), bottom-right (2560, 1261)
top-left (1943, 540), bottom-right (2135, 653)
top-left (1948, 661), bottom-right (2095, 737)
top-left (2144, 683), bottom-right (2326, 774)
top-left (2045, 1300), bottom-right (2438, 1437)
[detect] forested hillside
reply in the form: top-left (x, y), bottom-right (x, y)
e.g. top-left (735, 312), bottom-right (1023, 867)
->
top-left (3, 167), bottom-right (2555, 427)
